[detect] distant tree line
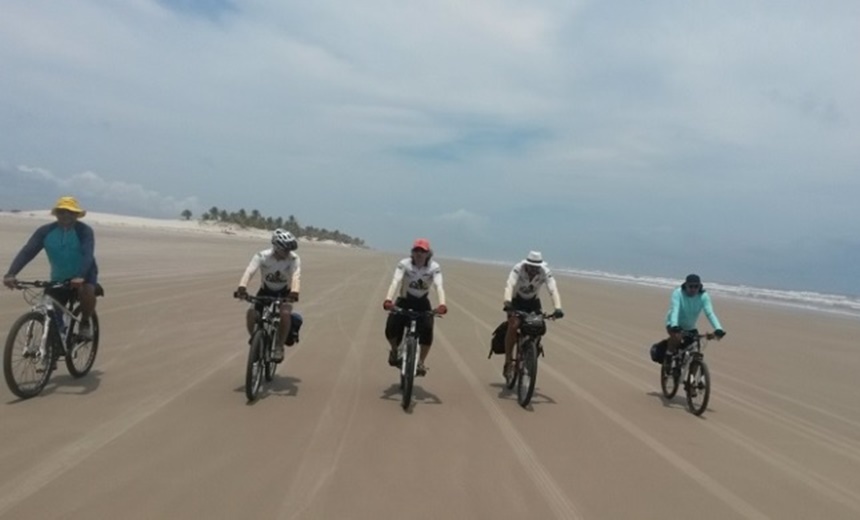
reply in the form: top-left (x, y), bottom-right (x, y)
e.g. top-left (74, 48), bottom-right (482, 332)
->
top-left (181, 207), bottom-right (366, 248)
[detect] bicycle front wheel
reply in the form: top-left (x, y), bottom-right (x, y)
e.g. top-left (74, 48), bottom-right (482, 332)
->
top-left (245, 331), bottom-right (265, 401)
top-left (264, 333), bottom-right (278, 382)
top-left (686, 359), bottom-right (711, 416)
top-left (65, 307), bottom-right (99, 378)
top-left (4, 312), bottom-right (54, 399)
top-left (401, 337), bottom-right (417, 410)
top-left (660, 356), bottom-right (679, 399)
top-left (516, 339), bottom-right (538, 407)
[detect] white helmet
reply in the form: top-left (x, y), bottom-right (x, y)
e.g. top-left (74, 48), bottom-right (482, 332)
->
top-left (272, 229), bottom-right (298, 252)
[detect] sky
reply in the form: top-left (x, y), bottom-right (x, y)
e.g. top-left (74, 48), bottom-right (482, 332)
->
top-left (1, 0), bottom-right (858, 295)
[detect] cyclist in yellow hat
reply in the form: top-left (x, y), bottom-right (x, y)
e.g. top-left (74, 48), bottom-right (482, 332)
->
top-left (3, 196), bottom-right (99, 339)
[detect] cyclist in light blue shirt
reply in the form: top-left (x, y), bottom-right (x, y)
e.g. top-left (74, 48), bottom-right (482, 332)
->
top-left (650, 274), bottom-right (725, 363)
top-left (3, 197), bottom-right (99, 339)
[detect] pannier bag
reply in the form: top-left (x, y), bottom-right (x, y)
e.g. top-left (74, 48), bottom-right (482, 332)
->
top-left (488, 321), bottom-right (508, 357)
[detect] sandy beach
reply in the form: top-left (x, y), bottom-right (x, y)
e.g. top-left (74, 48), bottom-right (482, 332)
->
top-left (1, 213), bottom-right (860, 519)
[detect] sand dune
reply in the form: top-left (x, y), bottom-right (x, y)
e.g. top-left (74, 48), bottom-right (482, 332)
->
top-left (2, 216), bottom-right (859, 519)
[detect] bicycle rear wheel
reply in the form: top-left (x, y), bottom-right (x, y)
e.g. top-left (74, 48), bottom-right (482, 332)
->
top-left (516, 339), bottom-right (538, 407)
top-left (401, 336), bottom-right (417, 410)
top-left (4, 312), bottom-right (54, 399)
top-left (65, 307), bottom-right (99, 378)
top-left (660, 356), bottom-right (680, 399)
top-left (685, 359), bottom-right (711, 416)
top-left (245, 331), bottom-right (265, 401)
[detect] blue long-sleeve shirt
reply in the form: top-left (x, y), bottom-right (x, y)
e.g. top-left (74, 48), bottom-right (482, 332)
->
top-left (5, 222), bottom-right (98, 283)
top-left (665, 286), bottom-right (722, 331)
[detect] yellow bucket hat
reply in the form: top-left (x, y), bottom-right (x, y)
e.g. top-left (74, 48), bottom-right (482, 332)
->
top-left (51, 196), bottom-right (86, 217)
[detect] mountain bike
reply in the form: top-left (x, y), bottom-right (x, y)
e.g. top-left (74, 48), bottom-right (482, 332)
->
top-left (235, 292), bottom-right (296, 402)
top-left (4, 280), bottom-right (103, 399)
top-left (505, 310), bottom-right (557, 407)
top-left (660, 331), bottom-right (716, 416)
top-left (388, 307), bottom-right (439, 411)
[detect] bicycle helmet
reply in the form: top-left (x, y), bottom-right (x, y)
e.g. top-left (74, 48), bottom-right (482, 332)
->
top-left (272, 229), bottom-right (298, 251)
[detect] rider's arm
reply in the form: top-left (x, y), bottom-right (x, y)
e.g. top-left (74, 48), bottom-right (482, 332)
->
top-left (384, 261), bottom-right (406, 301)
top-left (701, 292), bottom-right (723, 331)
top-left (5, 224), bottom-right (51, 277)
top-left (238, 252), bottom-right (263, 288)
top-left (289, 254), bottom-right (301, 294)
top-left (75, 222), bottom-right (96, 279)
top-left (544, 268), bottom-right (562, 310)
top-left (432, 268), bottom-right (446, 306)
top-left (666, 288), bottom-right (682, 329)
top-left (503, 267), bottom-right (518, 302)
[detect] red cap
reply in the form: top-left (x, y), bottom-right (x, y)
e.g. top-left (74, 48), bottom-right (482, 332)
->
top-left (412, 238), bottom-right (431, 251)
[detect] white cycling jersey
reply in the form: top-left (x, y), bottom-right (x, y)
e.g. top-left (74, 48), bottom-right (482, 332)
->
top-left (238, 248), bottom-right (301, 293)
top-left (385, 258), bottom-right (446, 304)
top-left (504, 260), bottom-right (562, 309)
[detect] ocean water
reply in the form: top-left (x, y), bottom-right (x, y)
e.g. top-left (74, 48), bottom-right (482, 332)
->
top-left (458, 258), bottom-right (860, 319)
top-left (557, 268), bottom-right (860, 319)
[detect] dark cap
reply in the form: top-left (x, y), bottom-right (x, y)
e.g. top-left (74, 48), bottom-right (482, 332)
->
top-left (685, 274), bottom-right (701, 285)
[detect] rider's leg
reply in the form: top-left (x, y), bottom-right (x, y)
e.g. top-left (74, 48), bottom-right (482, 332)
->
top-left (504, 314), bottom-right (520, 370)
top-left (245, 308), bottom-right (256, 335)
top-left (384, 314), bottom-right (405, 365)
top-left (78, 284), bottom-right (96, 323)
top-left (278, 304), bottom-right (293, 345)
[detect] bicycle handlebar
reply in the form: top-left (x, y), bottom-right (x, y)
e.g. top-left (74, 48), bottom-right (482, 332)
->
top-left (508, 309), bottom-right (558, 321)
top-left (388, 307), bottom-right (441, 318)
top-left (8, 280), bottom-right (71, 290)
top-left (233, 292), bottom-right (296, 304)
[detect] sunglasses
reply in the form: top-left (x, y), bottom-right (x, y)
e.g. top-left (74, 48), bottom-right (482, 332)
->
top-left (687, 284), bottom-right (701, 289)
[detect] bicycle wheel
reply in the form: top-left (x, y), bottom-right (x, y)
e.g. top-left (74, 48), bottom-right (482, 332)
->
top-left (245, 331), bottom-right (265, 401)
top-left (401, 336), bottom-right (417, 410)
top-left (65, 307), bottom-right (99, 378)
top-left (264, 333), bottom-right (278, 382)
top-left (516, 339), bottom-right (538, 407)
top-left (4, 312), bottom-right (54, 399)
top-left (685, 359), bottom-right (711, 416)
top-left (660, 355), bottom-right (680, 399)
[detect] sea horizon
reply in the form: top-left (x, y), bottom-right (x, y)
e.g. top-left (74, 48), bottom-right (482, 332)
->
top-left (453, 256), bottom-right (860, 320)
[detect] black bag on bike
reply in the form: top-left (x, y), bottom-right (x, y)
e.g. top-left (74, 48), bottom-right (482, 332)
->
top-left (520, 314), bottom-right (547, 337)
top-left (489, 321), bottom-right (507, 356)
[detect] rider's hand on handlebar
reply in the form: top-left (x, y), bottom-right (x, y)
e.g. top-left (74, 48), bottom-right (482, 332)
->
top-left (714, 329), bottom-right (726, 339)
top-left (287, 291), bottom-right (299, 303)
top-left (69, 277), bottom-right (84, 289)
top-left (2, 275), bottom-right (16, 290)
top-left (503, 300), bottom-right (513, 312)
top-left (235, 286), bottom-right (248, 299)
top-left (435, 304), bottom-right (447, 315)
top-left (383, 299), bottom-right (394, 311)
top-left (552, 309), bottom-right (564, 319)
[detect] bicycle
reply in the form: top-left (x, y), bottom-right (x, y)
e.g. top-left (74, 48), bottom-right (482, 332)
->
top-left (505, 310), bottom-right (556, 407)
top-left (659, 331), bottom-right (716, 416)
top-left (235, 292), bottom-right (297, 402)
top-left (388, 307), bottom-right (439, 411)
top-left (4, 280), bottom-right (103, 399)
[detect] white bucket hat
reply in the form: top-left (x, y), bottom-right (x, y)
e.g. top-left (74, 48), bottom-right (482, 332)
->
top-left (525, 251), bottom-right (543, 265)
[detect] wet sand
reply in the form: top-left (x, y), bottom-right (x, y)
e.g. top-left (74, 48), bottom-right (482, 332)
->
top-left (2, 218), bottom-right (860, 519)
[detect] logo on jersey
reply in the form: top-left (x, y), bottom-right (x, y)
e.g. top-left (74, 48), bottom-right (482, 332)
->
top-left (265, 272), bottom-right (288, 284)
top-left (409, 278), bottom-right (430, 291)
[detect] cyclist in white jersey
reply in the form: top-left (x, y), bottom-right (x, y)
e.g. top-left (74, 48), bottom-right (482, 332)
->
top-left (382, 238), bottom-right (447, 376)
top-left (502, 251), bottom-right (564, 379)
top-left (235, 229), bottom-right (301, 362)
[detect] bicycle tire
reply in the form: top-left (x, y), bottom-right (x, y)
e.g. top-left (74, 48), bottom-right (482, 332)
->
top-left (264, 332), bottom-right (278, 382)
top-left (685, 359), bottom-right (711, 416)
top-left (4, 312), bottom-right (54, 399)
top-left (660, 356), bottom-right (680, 399)
top-left (65, 307), bottom-right (99, 378)
top-left (517, 339), bottom-right (538, 407)
top-left (245, 331), bottom-right (265, 401)
top-left (401, 336), bottom-right (417, 410)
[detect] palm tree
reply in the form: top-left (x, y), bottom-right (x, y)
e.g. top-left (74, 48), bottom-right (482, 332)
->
top-left (181, 209), bottom-right (192, 221)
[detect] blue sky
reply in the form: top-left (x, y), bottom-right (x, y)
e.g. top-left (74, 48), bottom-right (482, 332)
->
top-left (1, 0), bottom-right (858, 295)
